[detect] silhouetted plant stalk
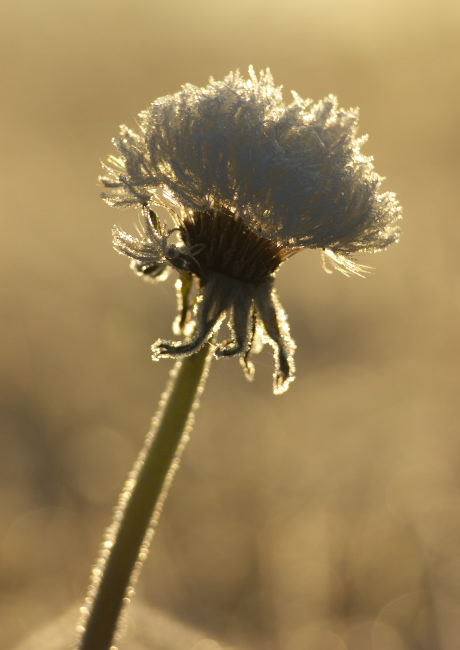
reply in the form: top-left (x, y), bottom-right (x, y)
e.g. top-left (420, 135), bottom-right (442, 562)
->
top-left (80, 67), bottom-right (402, 650)
top-left (77, 344), bottom-right (212, 650)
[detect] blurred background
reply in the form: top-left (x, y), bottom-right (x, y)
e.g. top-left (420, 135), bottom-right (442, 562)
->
top-left (1, 0), bottom-right (460, 648)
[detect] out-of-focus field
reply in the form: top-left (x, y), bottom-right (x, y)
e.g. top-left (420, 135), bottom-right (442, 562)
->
top-left (1, 1), bottom-right (460, 648)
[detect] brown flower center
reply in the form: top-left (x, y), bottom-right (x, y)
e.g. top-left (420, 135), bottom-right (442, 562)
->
top-left (179, 207), bottom-right (295, 284)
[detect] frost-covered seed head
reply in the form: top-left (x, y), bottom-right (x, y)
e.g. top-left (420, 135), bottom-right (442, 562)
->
top-left (101, 67), bottom-right (401, 393)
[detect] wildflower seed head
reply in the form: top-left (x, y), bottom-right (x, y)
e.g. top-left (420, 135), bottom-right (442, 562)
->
top-left (102, 67), bottom-right (401, 393)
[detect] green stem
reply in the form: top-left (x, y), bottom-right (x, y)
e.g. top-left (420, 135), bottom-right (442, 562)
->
top-left (77, 345), bottom-right (212, 650)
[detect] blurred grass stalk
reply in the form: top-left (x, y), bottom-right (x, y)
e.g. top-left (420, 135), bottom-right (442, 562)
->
top-left (77, 344), bottom-right (213, 650)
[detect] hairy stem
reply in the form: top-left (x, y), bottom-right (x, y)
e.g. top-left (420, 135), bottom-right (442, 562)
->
top-left (77, 344), bottom-right (213, 650)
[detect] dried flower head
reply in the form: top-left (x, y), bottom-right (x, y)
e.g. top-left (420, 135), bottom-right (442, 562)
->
top-left (101, 67), bottom-right (401, 394)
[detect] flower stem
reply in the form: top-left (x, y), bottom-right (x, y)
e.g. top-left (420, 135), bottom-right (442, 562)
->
top-left (77, 344), bottom-right (213, 650)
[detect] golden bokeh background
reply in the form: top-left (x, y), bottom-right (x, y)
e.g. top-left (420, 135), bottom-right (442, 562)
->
top-left (1, 0), bottom-right (460, 648)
